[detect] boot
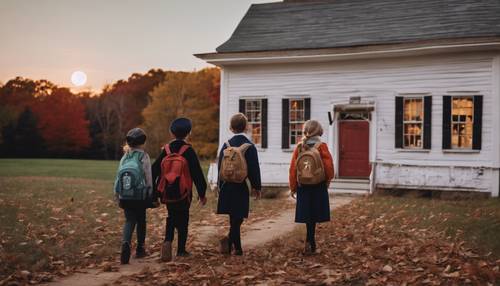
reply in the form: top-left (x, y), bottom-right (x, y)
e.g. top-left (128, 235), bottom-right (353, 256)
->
top-left (120, 242), bottom-right (131, 264)
top-left (135, 244), bottom-right (149, 259)
top-left (234, 248), bottom-right (243, 256)
top-left (220, 236), bottom-right (231, 254)
top-left (160, 241), bottom-right (172, 262)
top-left (177, 250), bottom-right (191, 257)
top-left (304, 241), bottom-right (313, 255)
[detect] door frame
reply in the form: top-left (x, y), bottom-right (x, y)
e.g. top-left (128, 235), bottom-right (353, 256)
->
top-left (329, 102), bottom-right (376, 180)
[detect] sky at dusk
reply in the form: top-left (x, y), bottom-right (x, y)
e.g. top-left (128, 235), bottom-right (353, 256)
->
top-left (0, 0), bottom-right (277, 91)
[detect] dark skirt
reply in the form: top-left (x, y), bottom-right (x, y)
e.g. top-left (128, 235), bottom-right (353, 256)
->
top-left (217, 182), bottom-right (249, 219)
top-left (295, 182), bottom-right (330, 223)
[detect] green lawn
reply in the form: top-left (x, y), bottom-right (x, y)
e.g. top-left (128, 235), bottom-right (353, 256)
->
top-left (0, 158), bottom-right (118, 180)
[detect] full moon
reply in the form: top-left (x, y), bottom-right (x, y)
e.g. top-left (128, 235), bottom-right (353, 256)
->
top-left (71, 71), bottom-right (87, 87)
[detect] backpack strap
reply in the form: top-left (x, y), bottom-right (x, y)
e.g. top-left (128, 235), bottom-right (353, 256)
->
top-left (312, 142), bottom-right (322, 150)
top-left (178, 144), bottom-right (190, 156)
top-left (164, 144), bottom-right (172, 156)
top-left (239, 143), bottom-right (252, 153)
top-left (225, 141), bottom-right (231, 148)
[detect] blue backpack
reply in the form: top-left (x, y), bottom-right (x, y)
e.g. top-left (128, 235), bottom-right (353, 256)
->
top-left (114, 151), bottom-right (148, 200)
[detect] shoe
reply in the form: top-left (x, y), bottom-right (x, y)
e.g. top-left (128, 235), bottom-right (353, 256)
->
top-left (120, 242), bottom-right (131, 264)
top-left (304, 242), bottom-right (313, 255)
top-left (177, 250), bottom-right (191, 257)
top-left (220, 236), bottom-right (231, 254)
top-left (234, 249), bottom-right (243, 256)
top-left (160, 241), bottom-right (172, 262)
top-left (135, 246), bottom-right (149, 259)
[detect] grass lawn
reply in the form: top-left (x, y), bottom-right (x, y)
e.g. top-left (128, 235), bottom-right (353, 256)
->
top-left (0, 158), bottom-right (291, 283)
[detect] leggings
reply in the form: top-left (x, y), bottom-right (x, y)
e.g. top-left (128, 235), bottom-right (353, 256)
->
top-left (165, 209), bottom-right (189, 253)
top-left (122, 208), bottom-right (146, 247)
top-left (306, 222), bottom-right (316, 247)
top-left (229, 216), bottom-right (244, 251)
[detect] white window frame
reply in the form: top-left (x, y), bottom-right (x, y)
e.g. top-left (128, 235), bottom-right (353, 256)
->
top-left (451, 96), bottom-right (474, 150)
top-left (402, 97), bottom-right (424, 149)
top-left (244, 98), bottom-right (262, 147)
top-left (289, 98), bottom-right (306, 147)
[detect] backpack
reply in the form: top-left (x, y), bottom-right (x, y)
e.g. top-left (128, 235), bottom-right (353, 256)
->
top-left (296, 142), bottom-right (326, 185)
top-left (219, 141), bottom-right (251, 183)
top-left (114, 151), bottom-right (148, 200)
top-left (157, 144), bottom-right (192, 204)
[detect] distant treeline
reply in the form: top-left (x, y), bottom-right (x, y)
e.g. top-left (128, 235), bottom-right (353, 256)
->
top-left (0, 68), bottom-right (220, 160)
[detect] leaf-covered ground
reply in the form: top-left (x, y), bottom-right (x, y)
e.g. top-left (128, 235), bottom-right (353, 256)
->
top-left (0, 159), bottom-right (294, 285)
top-left (114, 197), bottom-right (500, 285)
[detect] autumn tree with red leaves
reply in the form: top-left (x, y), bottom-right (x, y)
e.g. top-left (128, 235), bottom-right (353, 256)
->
top-left (33, 88), bottom-right (91, 155)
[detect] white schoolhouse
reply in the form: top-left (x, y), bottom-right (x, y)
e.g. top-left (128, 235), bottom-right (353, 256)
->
top-left (196, 0), bottom-right (500, 197)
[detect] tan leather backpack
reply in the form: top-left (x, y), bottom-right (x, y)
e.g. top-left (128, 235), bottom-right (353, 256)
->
top-left (220, 141), bottom-right (252, 183)
top-left (296, 142), bottom-right (326, 185)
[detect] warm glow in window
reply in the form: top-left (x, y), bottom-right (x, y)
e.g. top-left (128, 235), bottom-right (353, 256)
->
top-left (245, 100), bottom-right (262, 146)
top-left (403, 98), bottom-right (423, 148)
top-left (451, 97), bottom-right (473, 149)
top-left (289, 99), bottom-right (305, 146)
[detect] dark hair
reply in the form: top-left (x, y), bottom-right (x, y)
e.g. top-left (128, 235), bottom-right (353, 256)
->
top-left (170, 117), bottom-right (192, 139)
top-left (230, 113), bottom-right (248, 133)
top-left (126, 128), bottom-right (147, 147)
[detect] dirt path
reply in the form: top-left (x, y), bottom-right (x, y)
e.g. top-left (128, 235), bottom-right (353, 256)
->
top-left (244, 196), bottom-right (353, 248)
top-left (47, 195), bottom-right (354, 286)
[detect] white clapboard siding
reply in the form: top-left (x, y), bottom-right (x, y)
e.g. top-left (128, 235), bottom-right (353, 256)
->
top-left (218, 52), bottom-right (500, 196)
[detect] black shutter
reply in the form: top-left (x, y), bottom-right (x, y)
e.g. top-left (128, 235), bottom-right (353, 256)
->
top-left (239, 99), bottom-right (246, 114)
top-left (282, 98), bottom-right (290, 149)
top-left (472, 95), bottom-right (483, 150)
top-left (423, 96), bottom-right (432, 149)
top-left (395, 97), bottom-right (404, 148)
top-left (261, 99), bottom-right (268, 149)
top-left (304, 98), bottom-right (311, 120)
top-left (442, 96), bottom-right (452, 149)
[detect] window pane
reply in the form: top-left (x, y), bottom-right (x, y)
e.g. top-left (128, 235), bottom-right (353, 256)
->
top-left (451, 97), bottom-right (474, 149)
top-left (243, 100), bottom-right (262, 146)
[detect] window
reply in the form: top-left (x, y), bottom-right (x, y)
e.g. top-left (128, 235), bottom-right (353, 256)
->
top-left (289, 99), bottom-right (305, 146)
top-left (451, 97), bottom-right (473, 149)
top-left (239, 98), bottom-right (268, 148)
top-left (442, 95), bottom-right (482, 150)
top-left (395, 96), bottom-right (431, 150)
top-left (403, 98), bottom-right (423, 148)
top-left (245, 99), bottom-right (262, 146)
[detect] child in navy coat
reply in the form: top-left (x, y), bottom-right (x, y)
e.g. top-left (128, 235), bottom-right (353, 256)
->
top-left (152, 118), bottom-right (207, 262)
top-left (217, 113), bottom-right (261, 255)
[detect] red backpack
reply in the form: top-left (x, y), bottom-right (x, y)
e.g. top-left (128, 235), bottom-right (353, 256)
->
top-left (157, 144), bottom-right (192, 204)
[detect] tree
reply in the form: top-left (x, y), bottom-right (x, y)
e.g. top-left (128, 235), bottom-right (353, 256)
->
top-left (1, 108), bottom-right (45, 157)
top-left (32, 88), bottom-right (91, 155)
top-left (142, 68), bottom-right (220, 159)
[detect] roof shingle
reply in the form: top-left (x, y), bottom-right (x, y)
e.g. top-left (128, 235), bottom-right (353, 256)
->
top-left (216, 0), bottom-right (500, 53)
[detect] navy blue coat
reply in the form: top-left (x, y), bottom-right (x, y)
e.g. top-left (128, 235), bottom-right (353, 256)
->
top-left (295, 182), bottom-right (330, 223)
top-left (216, 135), bottom-right (261, 219)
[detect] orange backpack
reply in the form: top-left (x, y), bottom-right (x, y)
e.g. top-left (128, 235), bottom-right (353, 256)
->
top-left (157, 144), bottom-right (192, 203)
top-left (219, 141), bottom-right (251, 183)
top-left (296, 142), bottom-right (326, 185)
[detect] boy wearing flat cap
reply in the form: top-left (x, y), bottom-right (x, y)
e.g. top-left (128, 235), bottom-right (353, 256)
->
top-left (152, 118), bottom-right (207, 262)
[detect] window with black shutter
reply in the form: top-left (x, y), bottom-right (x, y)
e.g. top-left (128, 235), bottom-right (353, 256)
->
top-left (396, 96), bottom-right (432, 149)
top-left (282, 98), bottom-right (290, 149)
top-left (443, 95), bottom-right (483, 150)
top-left (238, 98), bottom-right (267, 148)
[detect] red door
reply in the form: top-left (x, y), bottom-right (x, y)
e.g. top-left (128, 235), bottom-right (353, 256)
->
top-left (338, 121), bottom-right (371, 178)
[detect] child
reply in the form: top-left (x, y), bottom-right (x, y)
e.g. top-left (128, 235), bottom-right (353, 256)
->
top-left (289, 120), bottom-right (334, 254)
top-left (114, 128), bottom-right (155, 264)
top-left (152, 117), bottom-right (207, 262)
top-left (217, 113), bottom-right (261, 256)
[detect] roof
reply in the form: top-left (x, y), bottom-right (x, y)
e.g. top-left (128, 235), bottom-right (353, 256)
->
top-left (216, 0), bottom-right (500, 53)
